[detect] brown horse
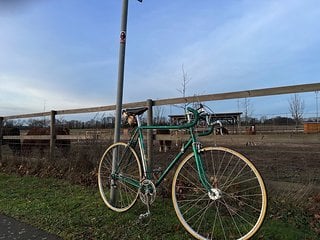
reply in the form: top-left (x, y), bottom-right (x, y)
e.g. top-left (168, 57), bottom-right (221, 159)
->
top-left (215, 126), bottom-right (229, 135)
top-left (2, 127), bottom-right (21, 155)
top-left (156, 129), bottom-right (172, 152)
top-left (247, 125), bottom-right (256, 135)
top-left (22, 127), bottom-right (71, 156)
top-left (246, 125), bottom-right (256, 146)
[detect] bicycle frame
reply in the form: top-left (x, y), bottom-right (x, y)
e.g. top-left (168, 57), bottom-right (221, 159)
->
top-left (125, 109), bottom-right (214, 192)
top-left (99, 106), bottom-right (268, 240)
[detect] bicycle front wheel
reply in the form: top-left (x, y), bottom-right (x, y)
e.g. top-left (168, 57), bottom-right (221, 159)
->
top-left (172, 147), bottom-right (267, 240)
top-left (98, 142), bottom-right (142, 212)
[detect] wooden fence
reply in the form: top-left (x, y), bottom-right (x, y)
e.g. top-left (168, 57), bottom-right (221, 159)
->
top-left (1, 83), bottom-right (320, 161)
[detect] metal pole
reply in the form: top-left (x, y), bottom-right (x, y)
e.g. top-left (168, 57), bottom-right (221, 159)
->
top-left (316, 91), bottom-right (319, 123)
top-left (114, 0), bottom-right (129, 144)
top-left (0, 117), bottom-right (3, 162)
top-left (111, 0), bottom-right (129, 204)
top-left (111, 0), bottom-right (143, 203)
top-left (147, 99), bottom-right (153, 170)
top-left (50, 110), bottom-right (57, 161)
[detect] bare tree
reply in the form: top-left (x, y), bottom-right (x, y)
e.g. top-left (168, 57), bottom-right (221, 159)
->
top-left (242, 97), bottom-right (254, 125)
top-left (289, 93), bottom-right (305, 128)
top-left (176, 65), bottom-right (190, 112)
top-left (153, 106), bottom-right (165, 124)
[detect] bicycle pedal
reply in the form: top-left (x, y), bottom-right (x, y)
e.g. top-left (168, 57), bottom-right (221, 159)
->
top-left (139, 211), bottom-right (151, 220)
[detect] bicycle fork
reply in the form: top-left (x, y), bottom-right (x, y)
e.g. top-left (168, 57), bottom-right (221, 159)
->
top-left (193, 143), bottom-right (222, 201)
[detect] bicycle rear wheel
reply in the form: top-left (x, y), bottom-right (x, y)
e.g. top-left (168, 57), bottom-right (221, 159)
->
top-left (98, 142), bottom-right (142, 212)
top-left (172, 146), bottom-right (267, 240)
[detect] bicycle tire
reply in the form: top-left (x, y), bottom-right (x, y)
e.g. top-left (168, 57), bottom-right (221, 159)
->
top-left (98, 142), bottom-right (142, 212)
top-left (172, 146), bottom-right (267, 240)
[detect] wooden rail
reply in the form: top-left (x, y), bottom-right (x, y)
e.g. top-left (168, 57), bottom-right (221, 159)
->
top-left (2, 83), bottom-right (320, 120)
top-left (1, 83), bottom-right (320, 161)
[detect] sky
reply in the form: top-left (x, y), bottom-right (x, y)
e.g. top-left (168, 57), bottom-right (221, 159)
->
top-left (0, 0), bottom-right (320, 119)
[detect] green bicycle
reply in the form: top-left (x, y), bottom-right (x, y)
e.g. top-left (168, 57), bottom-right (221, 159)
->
top-left (98, 105), bottom-right (267, 240)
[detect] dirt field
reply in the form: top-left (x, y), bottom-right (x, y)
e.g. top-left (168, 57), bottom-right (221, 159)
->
top-left (1, 133), bottom-right (319, 187)
top-left (150, 135), bottom-right (320, 236)
top-left (152, 139), bottom-right (320, 185)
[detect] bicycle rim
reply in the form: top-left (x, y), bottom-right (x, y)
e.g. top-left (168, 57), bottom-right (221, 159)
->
top-left (172, 146), bottom-right (267, 240)
top-left (98, 142), bottom-right (142, 212)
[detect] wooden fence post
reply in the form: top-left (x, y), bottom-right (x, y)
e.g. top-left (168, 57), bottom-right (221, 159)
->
top-left (0, 117), bottom-right (3, 162)
top-left (147, 99), bottom-right (153, 170)
top-left (50, 111), bottom-right (57, 161)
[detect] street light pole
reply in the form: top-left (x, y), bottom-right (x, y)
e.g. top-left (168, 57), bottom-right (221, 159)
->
top-left (114, 0), bottom-right (129, 144)
top-left (112, 0), bottom-right (143, 203)
top-left (114, 0), bottom-right (143, 143)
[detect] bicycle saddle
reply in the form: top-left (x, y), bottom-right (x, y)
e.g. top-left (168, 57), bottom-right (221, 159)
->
top-left (122, 107), bottom-right (148, 116)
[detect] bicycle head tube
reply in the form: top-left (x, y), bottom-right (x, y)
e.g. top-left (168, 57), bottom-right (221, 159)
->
top-left (186, 107), bottom-right (199, 128)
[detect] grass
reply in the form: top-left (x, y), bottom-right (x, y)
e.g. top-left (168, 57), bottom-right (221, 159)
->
top-left (0, 173), bottom-right (319, 240)
top-left (0, 173), bottom-right (190, 239)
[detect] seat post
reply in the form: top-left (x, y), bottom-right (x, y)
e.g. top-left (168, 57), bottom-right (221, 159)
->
top-left (136, 115), bottom-right (142, 127)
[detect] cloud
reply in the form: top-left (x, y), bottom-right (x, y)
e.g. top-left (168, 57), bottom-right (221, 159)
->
top-left (0, 74), bottom-right (106, 116)
top-left (141, 0), bottom-right (320, 94)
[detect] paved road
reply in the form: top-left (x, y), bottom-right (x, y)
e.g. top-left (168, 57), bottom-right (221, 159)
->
top-left (0, 214), bottom-right (62, 240)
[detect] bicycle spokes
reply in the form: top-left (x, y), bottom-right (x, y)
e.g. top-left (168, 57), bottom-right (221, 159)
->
top-left (98, 143), bottom-right (142, 212)
top-left (172, 147), bottom-right (267, 240)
